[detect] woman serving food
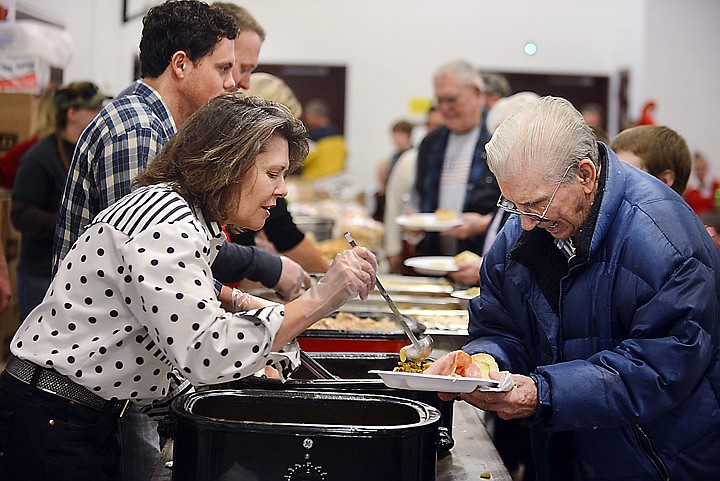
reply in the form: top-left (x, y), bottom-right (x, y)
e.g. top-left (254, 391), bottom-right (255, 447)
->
top-left (0, 94), bottom-right (378, 480)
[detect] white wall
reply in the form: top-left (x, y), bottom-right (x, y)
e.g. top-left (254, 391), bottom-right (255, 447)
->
top-left (15, 0), bottom-right (720, 187)
top-left (640, 0), bottom-right (720, 163)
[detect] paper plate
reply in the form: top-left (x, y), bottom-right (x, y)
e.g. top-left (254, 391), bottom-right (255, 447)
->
top-left (404, 256), bottom-right (458, 276)
top-left (396, 213), bottom-right (463, 232)
top-left (369, 370), bottom-right (512, 393)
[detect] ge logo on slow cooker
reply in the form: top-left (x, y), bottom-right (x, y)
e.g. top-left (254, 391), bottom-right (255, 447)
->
top-left (302, 438), bottom-right (314, 449)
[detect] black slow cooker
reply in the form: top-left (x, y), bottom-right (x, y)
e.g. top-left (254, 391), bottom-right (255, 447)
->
top-left (171, 389), bottom-right (441, 481)
top-left (225, 352), bottom-right (455, 453)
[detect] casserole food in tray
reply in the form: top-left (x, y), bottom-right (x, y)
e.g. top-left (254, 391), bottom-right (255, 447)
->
top-left (298, 311), bottom-right (425, 353)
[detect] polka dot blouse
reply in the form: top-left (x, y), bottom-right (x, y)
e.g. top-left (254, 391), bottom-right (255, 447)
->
top-left (12, 185), bottom-right (298, 405)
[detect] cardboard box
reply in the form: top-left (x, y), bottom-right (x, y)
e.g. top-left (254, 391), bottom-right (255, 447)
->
top-left (0, 92), bottom-right (36, 155)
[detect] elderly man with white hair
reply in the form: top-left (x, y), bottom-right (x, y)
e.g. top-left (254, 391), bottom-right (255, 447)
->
top-left (450, 96), bottom-right (720, 480)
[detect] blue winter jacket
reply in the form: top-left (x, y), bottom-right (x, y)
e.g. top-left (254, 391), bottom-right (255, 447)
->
top-left (465, 145), bottom-right (720, 480)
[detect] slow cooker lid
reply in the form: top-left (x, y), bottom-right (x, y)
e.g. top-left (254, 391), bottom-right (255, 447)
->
top-left (172, 389), bottom-right (441, 435)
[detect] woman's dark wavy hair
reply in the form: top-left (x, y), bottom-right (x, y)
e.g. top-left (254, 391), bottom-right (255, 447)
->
top-left (139, 0), bottom-right (237, 78)
top-left (134, 93), bottom-right (308, 225)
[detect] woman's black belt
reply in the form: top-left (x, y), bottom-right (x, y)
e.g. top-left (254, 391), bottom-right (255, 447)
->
top-left (5, 355), bottom-right (130, 416)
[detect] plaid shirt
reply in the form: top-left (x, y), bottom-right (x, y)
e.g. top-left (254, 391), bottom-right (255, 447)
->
top-left (52, 80), bottom-right (176, 274)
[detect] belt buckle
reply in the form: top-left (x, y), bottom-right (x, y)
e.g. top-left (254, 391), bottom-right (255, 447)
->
top-left (119, 399), bottom-right (131, 417)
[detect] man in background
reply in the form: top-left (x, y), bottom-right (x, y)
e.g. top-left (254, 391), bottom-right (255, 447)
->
top-left (301, 98), bottom-right (347, 179)
top-left (481, 72), bottom-right (511, 110)
top-left (414, 59), bottom-right (500, 257)
top-left (214, 2), bottom-right (264, 91)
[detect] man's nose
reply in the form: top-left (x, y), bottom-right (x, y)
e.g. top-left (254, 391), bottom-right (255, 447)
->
top-left (236, 73), bottom-right (251, 90)
top-left (520, 215), bottom-right (540, 231)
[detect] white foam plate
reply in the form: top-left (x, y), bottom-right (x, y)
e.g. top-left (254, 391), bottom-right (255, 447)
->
top-left (396, 213), bottom-right (463, 232)
top-left (369, 370), bottom-right (512, 393)
top-left (404, 256), bottom-right (458, 276)
top-left (450, 288), bottom-right (480, 300)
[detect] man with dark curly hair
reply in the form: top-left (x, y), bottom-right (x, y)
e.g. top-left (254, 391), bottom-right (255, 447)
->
top-left (53, 0), bottom-right (237, 269)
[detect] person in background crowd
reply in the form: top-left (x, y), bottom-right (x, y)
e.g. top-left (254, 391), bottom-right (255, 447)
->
top-left (452, 96), bottom-right (720, 480)
top-left (231, 72), bottom-right (330, 274)
top-left (684, 151), bottom-right (720, 216)
top-left (0, 93), bottom-right (378, 481)
top-left (580, 101), bottom-right (604, 131)
top-left (373, 119), bottom-right (414, 222)
top-left (481, 72), bottom-right (512, 110)
top-left (0, 86), bottom-right (57, 190)
top-left (243, 72), bottom-right (302, 117)
top-left (213, 2), bottom-right (264, 91)
top-left (11, 81), bottom-right (110, 321)
top-left (610, 125), bottom-right (691, 196)
top-left (413, 59), bottom-right (500, 258)
top-left (300, 98), bottom-right (347, 179)
top-left (580, 101), bottom-right (609, 144)
top-left (385, 106), bottom-right (444, 273)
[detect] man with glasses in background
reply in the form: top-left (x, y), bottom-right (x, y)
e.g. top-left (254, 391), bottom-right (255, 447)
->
top-left (412, 59), bottom-right (500, 263)
top-left (451, 96), bottom-right (720, 480)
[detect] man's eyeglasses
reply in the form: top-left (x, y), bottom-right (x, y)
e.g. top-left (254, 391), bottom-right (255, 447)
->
top-left (496, 163), bottom-right (576, 223)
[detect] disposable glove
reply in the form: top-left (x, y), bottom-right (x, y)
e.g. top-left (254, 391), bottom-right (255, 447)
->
top-left (274, 256), bottom-right (311, 301)
top-left (296, 246), bottom-right (377, 320)
top-left (231, 288), bottom-right (278, 311)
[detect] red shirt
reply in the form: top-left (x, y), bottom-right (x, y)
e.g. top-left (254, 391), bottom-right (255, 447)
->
top-left (683, 180), bottom-right (720, 216)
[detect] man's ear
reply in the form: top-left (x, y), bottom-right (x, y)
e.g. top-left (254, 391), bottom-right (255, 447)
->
top-left (577, 159), bottom-right (597, 193)
top-left (170, 51), bottom-right (188, 79)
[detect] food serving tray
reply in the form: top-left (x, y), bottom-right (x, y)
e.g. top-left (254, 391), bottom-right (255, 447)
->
top-left (299, 311), bottom-right (425, 353)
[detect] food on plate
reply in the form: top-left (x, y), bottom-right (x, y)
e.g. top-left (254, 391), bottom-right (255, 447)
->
top-left (429, 259), bottom-right (453, 268)
top-left (453, 250), bottom-right (482, 264)
top-left (393, 349), bottom-right (499, 380)
top-left (423, 350), bottom-right (498, 380)
top-left (394, 359), bottom-right (432, 373)
top-left (465, 286), bottom-right (481, 297)
top-left (312, 312), bottom-right (396, 331)
top-left (470, 353), bottom-right (499, 380)
top-left (406, 215), bottom-right (427, 226)
top-left (434, 209), bottom-right (459, 221)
